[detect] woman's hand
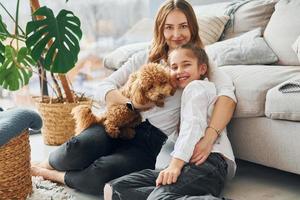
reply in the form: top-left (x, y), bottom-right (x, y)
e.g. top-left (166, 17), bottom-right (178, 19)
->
top-left (190, 130), bottom-right (217, 165)
top-left (156, 158), bottom-right (184, 186)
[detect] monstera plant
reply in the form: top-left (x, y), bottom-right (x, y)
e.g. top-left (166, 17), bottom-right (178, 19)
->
top-left (0, 0), bottom-right (82, 102)
top-left (0, 0), bottom-right (92, 145)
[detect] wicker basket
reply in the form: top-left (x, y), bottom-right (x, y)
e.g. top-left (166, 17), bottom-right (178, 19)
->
top-left (0, 130), bottom-right (32, 200)
top-left (34, 96), bottom-right (92, 145)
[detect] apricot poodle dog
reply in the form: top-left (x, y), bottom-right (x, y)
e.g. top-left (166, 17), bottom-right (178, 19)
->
top-left (72, 62), bottom-right (176, 139)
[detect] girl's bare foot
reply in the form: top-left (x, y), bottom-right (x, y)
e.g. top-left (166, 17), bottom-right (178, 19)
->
top-left (31, 165), bottom-right (66, 184)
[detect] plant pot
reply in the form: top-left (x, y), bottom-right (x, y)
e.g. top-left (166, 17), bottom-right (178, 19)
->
top-left (0, 130), bottom-right (32, 199)
top-left (33, 96), bottom-right (92, 145)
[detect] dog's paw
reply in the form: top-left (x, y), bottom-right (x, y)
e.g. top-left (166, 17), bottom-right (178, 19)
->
top-left (105, 125), bottom-right (120, 138)
top-left (71, 105), bottom-right (92, 118)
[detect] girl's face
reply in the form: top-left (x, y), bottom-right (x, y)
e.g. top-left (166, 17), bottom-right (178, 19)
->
top-left (169, 49), bottom-right (207, 89)
top-left (164, 9), bottom-right (191, 51)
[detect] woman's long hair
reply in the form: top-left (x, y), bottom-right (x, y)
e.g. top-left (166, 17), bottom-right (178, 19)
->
top-left (148, 0), bottom-right (203, 63)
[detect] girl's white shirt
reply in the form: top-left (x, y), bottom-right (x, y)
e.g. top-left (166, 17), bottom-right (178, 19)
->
top-left (171, 79), bottom-right (236, 179)
top-left (95, 49), bottom-right (237, 137)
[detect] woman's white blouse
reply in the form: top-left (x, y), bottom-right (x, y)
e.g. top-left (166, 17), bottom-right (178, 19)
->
top-left (95, 49), bottom-right (237, 137)
top-left (171, 79), bottom-right (236, 179)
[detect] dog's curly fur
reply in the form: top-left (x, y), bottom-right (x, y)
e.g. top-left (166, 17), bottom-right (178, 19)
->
top-left (72, 63), bottom-right (176, 139)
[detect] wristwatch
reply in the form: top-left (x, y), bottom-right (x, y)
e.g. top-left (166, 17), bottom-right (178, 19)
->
top-left (126, 101), bottom-right (135, 111)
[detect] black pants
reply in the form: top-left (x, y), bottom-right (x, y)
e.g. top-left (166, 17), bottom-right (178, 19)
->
top-left (109, 153), bottom-right (228, 200)
top-left (48, 120), bottom-right (167, 195)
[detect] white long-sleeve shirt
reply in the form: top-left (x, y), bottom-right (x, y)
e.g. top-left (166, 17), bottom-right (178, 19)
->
top-left (171, 79), bottom-right (236, 179)
top-left (95, 49), bottom-right (237, 136)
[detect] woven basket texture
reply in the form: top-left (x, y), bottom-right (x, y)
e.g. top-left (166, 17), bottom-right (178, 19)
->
top-left (34, 97), bottom-right (92, 145)
top-left (0, 130), bottom-right (32, 200)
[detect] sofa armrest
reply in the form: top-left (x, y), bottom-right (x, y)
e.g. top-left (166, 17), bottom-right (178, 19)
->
top-left (265, 77), bottom-right (300, 121)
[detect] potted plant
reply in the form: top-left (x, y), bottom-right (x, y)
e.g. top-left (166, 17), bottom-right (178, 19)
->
top-left (0, 0), bottom-right (92, 145)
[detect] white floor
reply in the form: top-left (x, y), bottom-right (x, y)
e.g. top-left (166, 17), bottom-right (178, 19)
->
top-left (30, 134), bottom-right (300, 200)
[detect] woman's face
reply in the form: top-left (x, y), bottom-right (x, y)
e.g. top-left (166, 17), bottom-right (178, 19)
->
top-left (163, 9), bottom-right (191, 51)
top-left (169, 49), bottom-right (206, 89)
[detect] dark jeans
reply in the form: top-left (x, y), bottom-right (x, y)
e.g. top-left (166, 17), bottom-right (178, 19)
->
top-left (48, 120), bottom-right (167, 195)
top-left (109, 153), bottom-right (228, 200)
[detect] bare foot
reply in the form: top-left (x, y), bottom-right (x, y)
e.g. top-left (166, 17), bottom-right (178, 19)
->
top-left (30, 160), bottom-right (53, 169)
top-left (31, 161), bottom-right (40, 166)
top-left (31, 165), bottom-right (65, 184)
top-left (104, 183), bottom-right (113, 200)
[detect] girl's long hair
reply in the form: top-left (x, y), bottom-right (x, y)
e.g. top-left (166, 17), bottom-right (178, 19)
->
top-left (148, 0), bottom-right (203, 63)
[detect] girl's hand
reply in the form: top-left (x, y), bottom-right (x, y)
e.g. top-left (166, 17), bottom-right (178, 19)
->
top-left (156, 166), bottom-right (181, 186)
top-left (190, 132), bottom-right (216, 165)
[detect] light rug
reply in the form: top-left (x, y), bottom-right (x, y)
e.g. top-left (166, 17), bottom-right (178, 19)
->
top-left (27, 176), bottom-right (75, 200)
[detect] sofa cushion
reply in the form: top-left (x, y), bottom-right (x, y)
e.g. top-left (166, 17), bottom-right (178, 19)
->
top-left (265, 77), bottom-right (300, 121)
top-left (221, 65), bottom-right (300, 118)
top-left (264, 0), bottom-right (300, 66)
top-left (193, 2), bottom-right (230, 17)
top-left (205, 28), bottom-right (278, 67)
top-left (198, 15), bottom-right (230, 46)
top-left (103, 42), bottom-right (149, 70)
top-left (223, 0), bottom-right (278, 40)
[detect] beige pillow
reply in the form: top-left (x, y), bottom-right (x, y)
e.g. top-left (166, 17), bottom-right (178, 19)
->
top-left (198, 15), bottom-right (229, 46)
top-left (292, 36), bottom-right (300, 62)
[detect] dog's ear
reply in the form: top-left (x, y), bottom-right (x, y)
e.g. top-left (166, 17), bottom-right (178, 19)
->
top-left (139, 63), bottom-right (157, 91)
top-left (132, 89), bottom-right (149, 105)
top-left (123, 71), bottom-right (139, 97)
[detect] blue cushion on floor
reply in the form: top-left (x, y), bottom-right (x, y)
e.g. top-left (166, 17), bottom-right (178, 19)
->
top-left (0, 108), bottom-right (42, 147)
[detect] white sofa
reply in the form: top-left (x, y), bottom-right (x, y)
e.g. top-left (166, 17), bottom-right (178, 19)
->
top-left (103, 0), bottom-right (300, 175)
top-left (224, 0), bottom-right (300, 175)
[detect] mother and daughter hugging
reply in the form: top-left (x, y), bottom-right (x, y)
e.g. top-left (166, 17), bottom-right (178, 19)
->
top-left (31, 0), bottom-right (237, 199)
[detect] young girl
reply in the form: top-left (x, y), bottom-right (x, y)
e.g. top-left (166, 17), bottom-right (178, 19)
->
top-left (104, 44), bottom-right (236, 200)
top-left (31, 0), bottom-right (236, 195)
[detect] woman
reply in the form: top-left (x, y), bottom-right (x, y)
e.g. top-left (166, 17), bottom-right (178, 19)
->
top-left (31, 0), bottom-right (236, 195)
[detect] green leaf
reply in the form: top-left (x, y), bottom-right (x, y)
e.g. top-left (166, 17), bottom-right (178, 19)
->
top-left (0, 42), bottom-right (4, 64)
top-left (26, 6), bottom-right (82, 74)
top-left (0, 46), bottom-right (35, 91)
top-left (0, 15), bottom-right (10, 41)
